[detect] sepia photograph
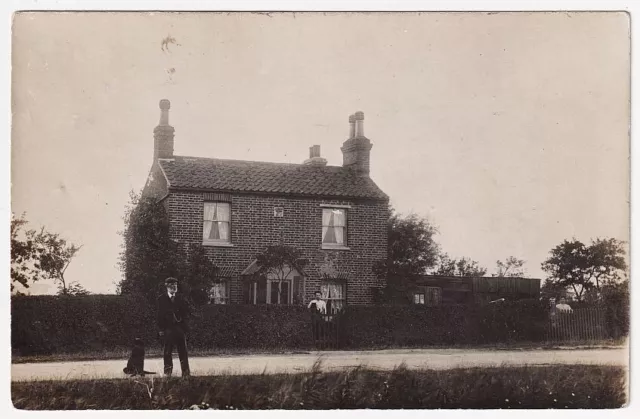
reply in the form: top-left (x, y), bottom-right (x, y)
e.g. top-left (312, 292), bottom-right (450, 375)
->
top-left (8, 7), bottom-right (631, 410)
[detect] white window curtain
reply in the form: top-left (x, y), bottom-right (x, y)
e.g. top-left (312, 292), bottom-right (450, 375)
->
top-left (322, 208), bottom-right (345, 245)
top-left (320, 283), bottom-right (330, 299)
top-left (322, 209), bottom-right (335, 244)
top-left (329, 283), bottom-right (345, 311)
top-left (203, 202), bottom-right (230, 241)
top-left (319, 282), bottom-right (345, 313)
top-left (210, 282), bottom-right (227, 304)
top-left (333, 210), bottom-right (345, 245)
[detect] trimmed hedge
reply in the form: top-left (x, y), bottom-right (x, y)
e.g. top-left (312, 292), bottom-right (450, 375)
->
top-left (344, 299), bottom-right (549, 347)
top-left (10, 295), bottom-right (623, 356)
top-left (11, 295), bottom-right (313, 356)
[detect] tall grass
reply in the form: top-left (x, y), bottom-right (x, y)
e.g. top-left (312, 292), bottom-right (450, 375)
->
top-left (12, 364), bottom-right (627, 410)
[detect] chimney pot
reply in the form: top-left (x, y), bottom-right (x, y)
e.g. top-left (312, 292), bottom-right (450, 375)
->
top-left (354, 111), bottom-right (365, 137)
top-left (348, 114), bottom-right (356, 138)
top-left (309, 145), bottom-right (321, 158)
top-left (159, 99), bottom-right (171, 126)
top-left (303, 144), bottom-right (327, 166)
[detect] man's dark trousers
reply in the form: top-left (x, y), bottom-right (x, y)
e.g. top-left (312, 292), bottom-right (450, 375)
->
top-left (157, 293), bottom-right (191, 377)
top-left (163, 326), bottom-right (190, 376)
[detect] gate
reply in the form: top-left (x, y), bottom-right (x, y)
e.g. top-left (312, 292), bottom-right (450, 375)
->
top-left (547, 307), bottom-right (607, 342)
top-left (311, 311), bottom-right (344, 349)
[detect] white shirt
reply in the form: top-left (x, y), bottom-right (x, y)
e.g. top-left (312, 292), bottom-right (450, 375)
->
top-left (168, 291), bottom-right (176, 300)
top-left (555, 303), bottom-right (573, 312)
top-left (308, 299), bottom-right (327, 314)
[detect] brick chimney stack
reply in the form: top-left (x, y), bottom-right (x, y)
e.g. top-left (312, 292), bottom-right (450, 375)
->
top-left (341, 111), bottom-right (372, 176)
top-left (154, 99), bottom-right (174, 160)
top-left (303, 144), bottom-right (328, 166)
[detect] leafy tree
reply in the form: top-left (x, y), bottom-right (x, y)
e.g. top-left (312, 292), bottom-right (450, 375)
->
top-left (255, 245), bottom-right (309, 304)
top-left (541, 238), bottom-right (627, 302)
top-left (11, 212), bottom-right (84, 294)
top-left (373, 207), bottom-right (440, 278)
top-left (117, 190), bottom-right (219, 304)
top-left (10, 213), bottom-right (42, 291)
top-left (118, 191), bottom-right (184, 301)
top-left (34, 227), bottom-right (83, 295)
top-left (540, 279), bottom-right (570, 301)
top-left (494, 256), bottom-right (526, 277)
top-left (600, 278), bottom-right (630, 338)
top-left (372, 207), bottom-right (441, 302)
top-left (433, 253), bottom-right (487, 277)
top-left (183, 245), bottom-right (222, 305)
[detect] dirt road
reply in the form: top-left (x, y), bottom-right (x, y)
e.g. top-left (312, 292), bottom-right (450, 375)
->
top-left (11, 347), bottom-right (628, 382)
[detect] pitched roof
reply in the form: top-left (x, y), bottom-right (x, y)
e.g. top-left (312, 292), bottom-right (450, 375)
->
top-left (158, 156), bottom-right (388, 201)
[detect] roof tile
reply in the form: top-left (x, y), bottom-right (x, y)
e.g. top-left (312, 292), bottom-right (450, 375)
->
top-left (159, 156), bottom-right (388, 201)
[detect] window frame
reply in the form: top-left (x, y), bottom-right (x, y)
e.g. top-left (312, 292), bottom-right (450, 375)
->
top-left (321, 207), bottom-right (349, 249)
top-left (208, 280), bottom-right (230, 305)
top-left (202, 201), bottom-right (233, 246)
top-left (249, 279), bottom-right (294, 305)
top-left (267, 279), bottom-right (293, 305)
top-left (320, 280), bottom-right (347, 314)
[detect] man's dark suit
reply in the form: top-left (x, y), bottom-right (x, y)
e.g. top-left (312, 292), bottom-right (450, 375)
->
top-left (157, 293), bottom-right (191, 376)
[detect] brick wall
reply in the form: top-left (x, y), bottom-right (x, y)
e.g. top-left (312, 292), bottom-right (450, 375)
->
top-left (165, 190), bottom-right (389, 305)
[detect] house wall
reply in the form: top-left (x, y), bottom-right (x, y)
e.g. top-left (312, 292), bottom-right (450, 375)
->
top-left (141, 162), bottom-right (169, 200)
top-left (165, 190), bottom-right (389, 305)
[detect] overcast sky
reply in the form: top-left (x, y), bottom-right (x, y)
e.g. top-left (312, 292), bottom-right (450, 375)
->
top-left (11, 12), bottom-right (629, 294)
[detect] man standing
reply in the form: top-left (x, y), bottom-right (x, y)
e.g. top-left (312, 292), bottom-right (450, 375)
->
top-left (157, 277), bottom-right (191, 377)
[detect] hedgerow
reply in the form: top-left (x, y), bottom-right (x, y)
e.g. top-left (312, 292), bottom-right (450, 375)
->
top-left (11, 295), bottom-right (626, 356)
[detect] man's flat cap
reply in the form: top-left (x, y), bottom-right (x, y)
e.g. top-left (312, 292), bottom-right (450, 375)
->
top-left (165, 277), bottom-right (178, 285)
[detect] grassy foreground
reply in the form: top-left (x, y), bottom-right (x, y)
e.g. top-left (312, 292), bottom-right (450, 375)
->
top-left (12, 364), bottom-right (627, 410)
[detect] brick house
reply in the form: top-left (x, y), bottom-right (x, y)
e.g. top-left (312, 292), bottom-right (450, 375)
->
top-left (142, 99), bottom-right (389, 310)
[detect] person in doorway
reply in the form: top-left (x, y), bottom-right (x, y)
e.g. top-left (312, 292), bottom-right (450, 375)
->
top-left (157, 277), bottom-right (191, 377)
top-left (555, 297), bottom-right (573, 313)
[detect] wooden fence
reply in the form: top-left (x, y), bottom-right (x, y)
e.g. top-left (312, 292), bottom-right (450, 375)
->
top-left (547, 307), bottom-right (608, 342)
